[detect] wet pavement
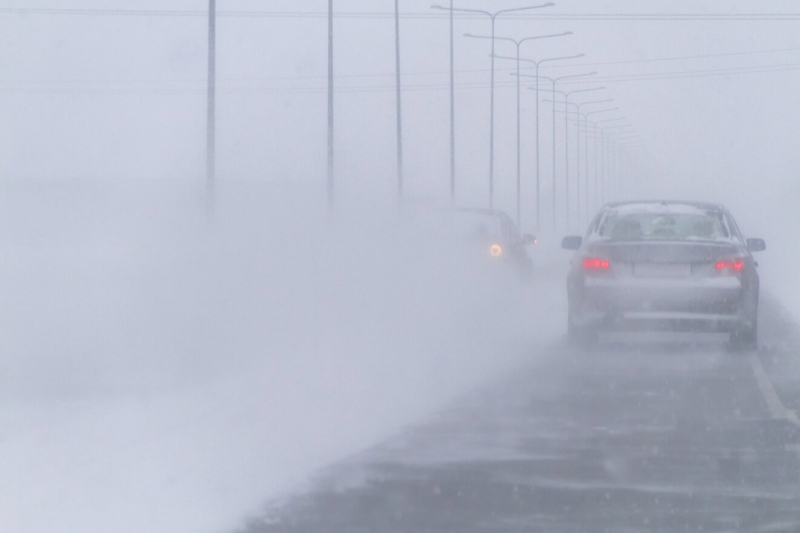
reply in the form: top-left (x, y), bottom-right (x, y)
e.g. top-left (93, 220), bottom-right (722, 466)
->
top-left (240, 297), bottom-right (800, 532)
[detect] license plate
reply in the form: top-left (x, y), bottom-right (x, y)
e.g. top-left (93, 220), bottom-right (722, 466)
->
top-left (634, 263), bottom-right (691, 278)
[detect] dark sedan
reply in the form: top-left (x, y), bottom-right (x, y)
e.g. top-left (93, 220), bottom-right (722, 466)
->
top-left (447, 208), bottom-right (536, 276)
top-left (562, 201), bottom-right (765, 348)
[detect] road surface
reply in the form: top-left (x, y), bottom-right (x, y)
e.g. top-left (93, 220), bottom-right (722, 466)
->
top-left (240, 296), bottom-right (800, 532)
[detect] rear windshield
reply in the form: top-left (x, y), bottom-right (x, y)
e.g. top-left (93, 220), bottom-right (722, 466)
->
top-left (594, 210), bottom-right (732, 242)
top-left (446, 212), bottom-right (501, 240)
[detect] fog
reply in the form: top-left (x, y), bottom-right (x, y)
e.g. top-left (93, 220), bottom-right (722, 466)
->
top-left (2, 1), bottom-right (800, 532)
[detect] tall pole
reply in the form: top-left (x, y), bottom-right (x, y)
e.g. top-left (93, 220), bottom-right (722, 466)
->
top-left (562, 87), bottom-right (604, 230)
top-left (573, 100), bottom-right (614, 222)
top-left (439, 5), bottom-right (555, 212)
top-left (552, 82), bottom-right (557, 230)
top-left (485, 37), bottom-right (572, 228)
top-left (519, 56), bottom-right (586, 231)
top-left (517, 55), bottom-right (586, 231)
top-left (206, 0), bottom-right (216, 210)
top-left (576, 110), bottom-right (581, 225)
top-left (434, 4), bottom-right (554, 210)
top-left (535, 63), bottom-right (541, 229)
top-left (515, 47), bottom-right (521, 225)
top-left (395, 0), bottom-right (403, 199)
top-left (551, 106), bottom-right (615, 217)
top-left (564, 98), bottom-right (570, 230)
top-left (612, 142), bottom-right (618, 199)
top-left (594, 121), bottom-right (599, 208)
top-left (583, 112), bottom-right (622, 212)
top-left (539, 72), bottom-right (596, 231)
top-left (601, 132), bottom-right (607, 202)
top-left (583, 113), bottom-right (589, 218)
top-left (599, 128), bottom-right (634, 202)
top-left (505, 36), bottom-right (573, 228)
top-left (489, 17), bottom-right (496, 209)
top-left (327, 0), bottom-right (334, 205)
top-left (593, 118), bottom-right (627, 205)
top-left (449, 0), bottom-right (455, 202)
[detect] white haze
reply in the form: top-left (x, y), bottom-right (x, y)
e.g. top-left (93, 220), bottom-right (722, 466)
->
top-left (0, 181), bottom-right (565, 532)
top-left (2, 0), bottom-right (800, 532)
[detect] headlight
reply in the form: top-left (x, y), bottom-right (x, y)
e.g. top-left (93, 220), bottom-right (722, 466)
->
top-left (490, 244), bottom-right (503, 257)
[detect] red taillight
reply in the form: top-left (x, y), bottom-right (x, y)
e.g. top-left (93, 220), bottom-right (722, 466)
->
top-left (716, 259), bottom-right (745, 271)
top-left (583, 257), bottom-right (610, 270)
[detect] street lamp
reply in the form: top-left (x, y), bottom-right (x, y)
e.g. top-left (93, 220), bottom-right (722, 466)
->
top-left (605, 138), bottom-right (636, 200)
top-left (605, 135), bottom-right (641, 199)
top-left (561, 87), bottom-right (604, 230)
top-left (449, 0), bottom-right (455, 201)
top-left (612, 140), bottom-right (645, 199)
top-left (584, 107), bottom-right (618, 211)
top-left (207, 0), bottom-right (216, 213)
top-left (501, 53), bottom-right (584, 229)
top-left (469, 31), bottom-right (572, 228)
top-left (550, 98), bottom-right (613, 224)
top-left (574, 99), bottom-right (612, 223)
top-left (327, 0), bottom-right (334, 206)
top-left (432, 3), bottom-right (555, 210)
top-left (595, 122), bottom-right (630, 203)
top-left (618, 144), bottom-right (648, 198)
top-left (525, 70), bottom-right (596, 230)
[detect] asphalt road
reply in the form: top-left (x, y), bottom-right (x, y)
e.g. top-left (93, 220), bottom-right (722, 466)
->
top-left (241, 296), bottom-right (800, 533)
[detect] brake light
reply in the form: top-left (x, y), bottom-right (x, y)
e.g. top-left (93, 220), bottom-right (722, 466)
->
top-left (583, 257), bottom-right (610, 270)
top-left (716, 259), bottom-right (744, 271)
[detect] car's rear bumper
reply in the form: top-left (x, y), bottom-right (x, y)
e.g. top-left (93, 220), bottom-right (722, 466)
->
top-left (571, 275), bottom-right (752, 332)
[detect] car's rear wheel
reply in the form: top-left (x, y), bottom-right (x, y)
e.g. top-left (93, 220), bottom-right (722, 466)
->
top-left (568, 310), bottom-right (598, 348)
top-left (730, 319), bottom-right (757, 351)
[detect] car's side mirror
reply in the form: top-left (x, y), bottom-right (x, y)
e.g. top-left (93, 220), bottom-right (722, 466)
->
top-left (522, 234), bottom-right (537, 245)
top-left (561, 236), bottom-right (583, 250)
top-left (747, 238), bottom-right (766, 252)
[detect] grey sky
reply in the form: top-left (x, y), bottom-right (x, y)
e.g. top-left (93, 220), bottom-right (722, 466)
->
top-left (2, 1), bottom-right (800, 231)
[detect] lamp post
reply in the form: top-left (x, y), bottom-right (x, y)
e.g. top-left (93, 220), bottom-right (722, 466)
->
top-left (429, 0), bottom-right (456, 201)
top-left (562, 87), bottom-right (604, 230)
top-left (618, 145), bottom-right (648, 198)
top-left (550, 98), bottom-right (613, 225)
top-left (469, 31), bottom-right (571, 228)
top-left (606, 134), bottom-right (643, 200)
top-left (327, 0), bottom-right (334, 206)
top-left (593, 119), bottom-right (627, 204)
top-left (449, 0), bottom-right (455, 201)
top-left (394, 0), bottom-right (403, 199)
top-left (525, 71), bottom-right (596, 231)
top-left (502, 53), bottom-right (584, 230)
top-left (206, 0), bottom-right (216, 213)
top-left (432, 3), bottom-right (555, 210)
top-left (574, 99), bottom-right (612, 224)
top-left (596, 123), bottom-right (632, 203)
top-left (584, 107), bottom-right (619, 211)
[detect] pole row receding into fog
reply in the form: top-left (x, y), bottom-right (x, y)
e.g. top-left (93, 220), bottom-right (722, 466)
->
top-left (319, 2), bottom-right (649, 228)
top-left (206, 0), bottom-right (216, 214)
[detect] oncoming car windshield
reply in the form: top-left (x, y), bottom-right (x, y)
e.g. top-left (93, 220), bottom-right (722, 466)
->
top-left (593, 204), bottom-right (734, 243)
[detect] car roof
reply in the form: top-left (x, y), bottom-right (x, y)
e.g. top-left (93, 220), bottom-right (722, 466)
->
top-left (602, 200), bottom-right (726, 213)
top-left (451, 207), bottom-right (508, 218)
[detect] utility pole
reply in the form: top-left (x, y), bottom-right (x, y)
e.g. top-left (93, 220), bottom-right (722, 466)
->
top-left (539, 72), bottom-right (595, 231)
top-left (206, 0), bottom-right (216, 211)
top-left (432, 3), bottom-right (554, 210)
top-left (562, 86), bottom-right (604, 230)
top-left (481, 31), bottom-right (570, 228)
top-left (395, 0), bottom-right (404, 199)
top-left (327, 0), bottom-right (334, 205)
top-left (449, 0), bottom-right (455, 202)
top-left (524, 54), bottom-right (583, 229)
top-left (584, 107), bottom-right (618, 213)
